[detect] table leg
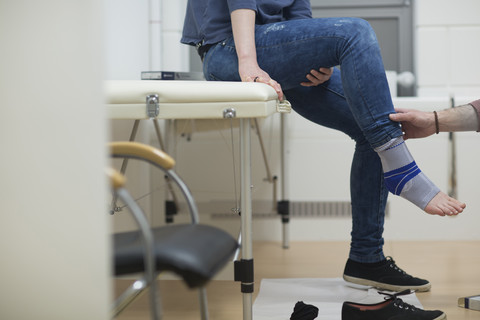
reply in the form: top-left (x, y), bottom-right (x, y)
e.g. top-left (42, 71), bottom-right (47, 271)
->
top-left (280, 113), bottom-right (290, 249)
top-left (240, 118), bottom-right (253, 320)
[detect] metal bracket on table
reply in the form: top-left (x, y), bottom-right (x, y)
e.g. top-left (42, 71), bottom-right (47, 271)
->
top-left (223, 107), bottom-right (237, 119)
top-left (146, 94), bottom-right (159, 118)
top-left (277, 100), bottom-right (292, 113)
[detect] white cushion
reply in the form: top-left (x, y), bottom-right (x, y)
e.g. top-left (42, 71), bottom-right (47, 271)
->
top-left (105, 80), bottom-right (283, 120)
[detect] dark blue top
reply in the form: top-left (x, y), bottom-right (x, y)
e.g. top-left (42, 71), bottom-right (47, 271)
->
top-left (181, 0), bottom-right (312, 46)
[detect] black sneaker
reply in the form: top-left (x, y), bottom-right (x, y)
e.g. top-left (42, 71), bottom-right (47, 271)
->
top-left (343, 256), bottom-right (431, 292)
top-left (342, 290), bottom-right (446, 320)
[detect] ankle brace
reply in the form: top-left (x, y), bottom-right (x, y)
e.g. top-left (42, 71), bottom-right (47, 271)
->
top-left (384, 161), bottom-right (421, 195)
top-left (376, 137), bottom-right (439, 209)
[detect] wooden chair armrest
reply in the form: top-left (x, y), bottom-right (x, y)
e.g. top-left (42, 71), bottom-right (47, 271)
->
top-left (109, 141), bottom-right (175, 170)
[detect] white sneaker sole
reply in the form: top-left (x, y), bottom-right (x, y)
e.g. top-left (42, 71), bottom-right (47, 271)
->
top-left (343, 274), bottom-right (432, 292)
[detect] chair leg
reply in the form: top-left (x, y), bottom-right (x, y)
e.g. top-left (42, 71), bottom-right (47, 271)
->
top-left (198, 287), bottom-right (209, 320)
top-left (112, 279), bottom-right (148, 318)
top-left (112, 278), bottom-right (163, 320)
top-left (149, 278), bottom-right (163, 320)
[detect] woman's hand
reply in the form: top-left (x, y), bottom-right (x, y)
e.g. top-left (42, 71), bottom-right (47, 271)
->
top-left (239, 62), bottom-right (284, 101)
top-left (301, 67), bottom-right (333, 87)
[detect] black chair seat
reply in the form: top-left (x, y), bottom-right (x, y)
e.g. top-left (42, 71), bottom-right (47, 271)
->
top-left (114, 223), bottom-right (238, 288)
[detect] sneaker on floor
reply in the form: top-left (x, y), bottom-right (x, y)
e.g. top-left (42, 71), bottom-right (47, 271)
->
top-left (342, 290), bottom-right (446, 320)
top-left (343, 256), bottom-right (431, 292)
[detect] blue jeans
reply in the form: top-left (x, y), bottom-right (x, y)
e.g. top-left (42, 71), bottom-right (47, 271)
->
top-left (202, 17), bottom-right (403, 263)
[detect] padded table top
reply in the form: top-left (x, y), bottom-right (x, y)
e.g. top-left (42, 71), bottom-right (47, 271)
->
top-left (105, 80), bottom-right (285, 120)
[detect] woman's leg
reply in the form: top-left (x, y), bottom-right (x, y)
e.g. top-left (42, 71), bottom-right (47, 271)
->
top-left (203, 17), bottom-right (465, 215)
top-left (283, 71), bottom-right (387, 263)
top-left (273, 71), bottom-right (432, 291)
top-left (271, 72), bottom-right (431, 291)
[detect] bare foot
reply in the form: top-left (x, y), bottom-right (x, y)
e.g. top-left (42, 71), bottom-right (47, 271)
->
top-left (424, 191), bottom-right (466, 216)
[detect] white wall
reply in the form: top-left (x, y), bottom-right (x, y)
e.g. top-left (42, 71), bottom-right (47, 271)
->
top-left (105, 1), bottom-right (480, 241)
top-left (0, 1), bottom-right (109, 319)
top-left (415, 0), bottom-right (480, 96)
top-left (104, 0), bottom-right (150, 80)
top-left (104, 0), bottom-right (188, 80)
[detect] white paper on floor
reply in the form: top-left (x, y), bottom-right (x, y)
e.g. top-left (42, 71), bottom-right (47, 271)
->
top-left (252, 278), bottom-right (422, 320)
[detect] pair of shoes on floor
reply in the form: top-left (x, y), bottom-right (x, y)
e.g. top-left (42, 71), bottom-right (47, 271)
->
top-left (342, 257), bottom-right (445, 319)
top-left (342, 290), bottom-right (446, 320)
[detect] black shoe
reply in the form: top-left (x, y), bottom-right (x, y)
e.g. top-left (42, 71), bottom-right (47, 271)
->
top-left (343, 256), bottom-right (431, 292)
top-left (342, 290), bottom-right (446, 320)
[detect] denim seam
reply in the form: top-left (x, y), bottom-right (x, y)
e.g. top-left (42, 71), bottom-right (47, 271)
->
top-left (227, 35), bottom-right (350, 56)
top-left (347, 40), bottom-right (401, 149)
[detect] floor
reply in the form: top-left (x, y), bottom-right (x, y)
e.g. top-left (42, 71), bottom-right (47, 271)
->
top-left (115, 240), bottom-right (480, 319)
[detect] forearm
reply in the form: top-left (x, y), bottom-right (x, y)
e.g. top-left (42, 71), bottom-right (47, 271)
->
top-left (470, 99), bottom-right (480, 132)
top-left (230, 8), bottom-right (284, 99)
top-left (437, 104), bottom-right (479, 132)
top-left (231, 9), bottom-right (257, 64)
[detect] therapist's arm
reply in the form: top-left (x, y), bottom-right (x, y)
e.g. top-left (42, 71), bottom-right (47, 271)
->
top-left (390, 105), bottom-right (479, 139)
top-left (230, 9), bottom-right (283, 100)
top-left (437, 104), bottom-right (479, 132)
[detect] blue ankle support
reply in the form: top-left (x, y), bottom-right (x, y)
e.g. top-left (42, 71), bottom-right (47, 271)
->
top-left (383, 161), bottom-right (421, 195)
top-left (377, 137), bottom-right (440, 209)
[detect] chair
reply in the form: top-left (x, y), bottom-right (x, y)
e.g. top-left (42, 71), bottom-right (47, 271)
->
top-left (107, 141), bottom-right (239, 320)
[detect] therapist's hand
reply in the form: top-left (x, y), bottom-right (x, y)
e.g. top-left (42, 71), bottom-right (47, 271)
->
top-left (389, 108), bottom-right (436, 140)
top-left (301, 67), bottom-right (333, 87)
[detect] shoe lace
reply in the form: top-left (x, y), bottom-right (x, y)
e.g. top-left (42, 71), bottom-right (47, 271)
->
top-left (385, 256), bottom-right (408, 275)
top-left (378, 289), bottom-right (419, 312)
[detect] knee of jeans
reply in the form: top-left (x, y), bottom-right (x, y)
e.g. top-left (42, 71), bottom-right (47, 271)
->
top-left (348, 18), bottom-right (377, 46)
